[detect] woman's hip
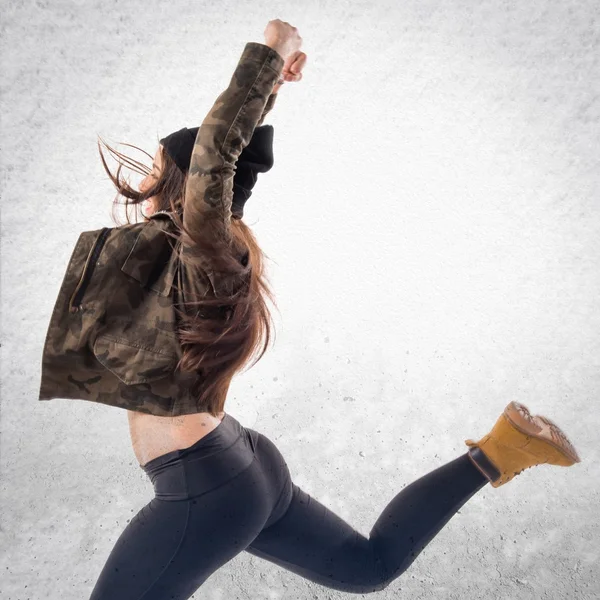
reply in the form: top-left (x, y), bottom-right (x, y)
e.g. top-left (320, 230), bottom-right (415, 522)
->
top-left (139, 412), bottom-right (293, 518)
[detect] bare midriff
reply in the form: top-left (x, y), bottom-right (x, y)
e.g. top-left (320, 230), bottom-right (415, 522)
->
top-left (127, 409), bottom-right (226, 468)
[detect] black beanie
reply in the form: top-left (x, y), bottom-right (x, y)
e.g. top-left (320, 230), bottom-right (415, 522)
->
top-left (159, 124), bottom-right (274, 220)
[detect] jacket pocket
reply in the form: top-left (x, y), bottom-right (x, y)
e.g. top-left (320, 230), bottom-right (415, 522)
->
top-left (121, 222), bottom-right (177, 297)
top-left (93, 334), bottom-right (178, 385)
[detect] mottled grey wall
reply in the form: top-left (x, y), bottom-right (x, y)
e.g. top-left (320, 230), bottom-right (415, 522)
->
top-left (1, 0), bottom-right (599, 598)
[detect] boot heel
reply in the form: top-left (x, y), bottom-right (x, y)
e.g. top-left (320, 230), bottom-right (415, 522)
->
top-left (503, 402), bottom-right (542, 435)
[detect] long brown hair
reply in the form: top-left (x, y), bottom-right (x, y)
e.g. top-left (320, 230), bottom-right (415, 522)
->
top-left (97, 136), bottom-right (278, 417)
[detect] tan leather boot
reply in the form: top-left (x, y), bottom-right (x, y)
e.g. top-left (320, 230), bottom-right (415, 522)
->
top-left (465, 401), bottom-right (581, 488)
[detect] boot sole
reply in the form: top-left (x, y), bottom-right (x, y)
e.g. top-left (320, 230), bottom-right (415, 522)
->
top-left (504, 401), bottom-right (581, 464)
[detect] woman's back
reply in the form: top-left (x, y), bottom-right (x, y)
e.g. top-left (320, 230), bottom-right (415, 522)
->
top-left (128, 409), bottom-right (225, 467)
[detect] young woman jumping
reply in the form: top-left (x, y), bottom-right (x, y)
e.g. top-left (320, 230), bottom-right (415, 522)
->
top-left (47, 19), bottom-right (580, 600)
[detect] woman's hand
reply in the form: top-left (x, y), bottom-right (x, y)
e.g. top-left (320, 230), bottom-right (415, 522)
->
top-left (282, 51), bottom-right (307, 82)
top-left (264, 19), bottom-right (302, 59)
top-left (272, 50), bottom-right (307, 93)
top-left (264, 19), bottom-right (305, 94)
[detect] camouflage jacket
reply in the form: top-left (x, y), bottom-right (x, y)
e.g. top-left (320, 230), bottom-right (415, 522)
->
top-left (38, 42), bottom-right (284, 417)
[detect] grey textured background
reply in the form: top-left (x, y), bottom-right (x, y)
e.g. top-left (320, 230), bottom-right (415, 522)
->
top-left (1, 0), bottom-right (599, 598)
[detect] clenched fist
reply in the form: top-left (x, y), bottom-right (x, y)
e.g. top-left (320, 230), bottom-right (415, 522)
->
top-left (281, 51), bottom-right (307, 83)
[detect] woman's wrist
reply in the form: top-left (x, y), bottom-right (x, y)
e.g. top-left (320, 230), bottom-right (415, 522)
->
top-left (264, 40), bottom-right (286, 93)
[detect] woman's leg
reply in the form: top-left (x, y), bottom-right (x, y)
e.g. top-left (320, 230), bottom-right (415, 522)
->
top-left (246, 452), bottom-right (487, 594)
top-left (245, 401), bottom-right (581, 593)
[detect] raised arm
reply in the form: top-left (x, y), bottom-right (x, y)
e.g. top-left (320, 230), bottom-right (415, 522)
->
top-left (180, 42), bottom-right (284, 295)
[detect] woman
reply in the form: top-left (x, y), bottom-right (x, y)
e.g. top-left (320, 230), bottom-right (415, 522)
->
top-left (77, 20), bottom-right (581, 599)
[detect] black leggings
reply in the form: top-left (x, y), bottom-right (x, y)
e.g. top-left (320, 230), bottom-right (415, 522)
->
top-left (89, 412), bottom-right (487, 599)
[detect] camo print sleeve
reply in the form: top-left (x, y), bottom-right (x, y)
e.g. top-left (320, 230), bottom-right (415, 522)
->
top-left (258, 91), bottom-right (279, 128)
top-left (180, 42), bottom-right (284, 297)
